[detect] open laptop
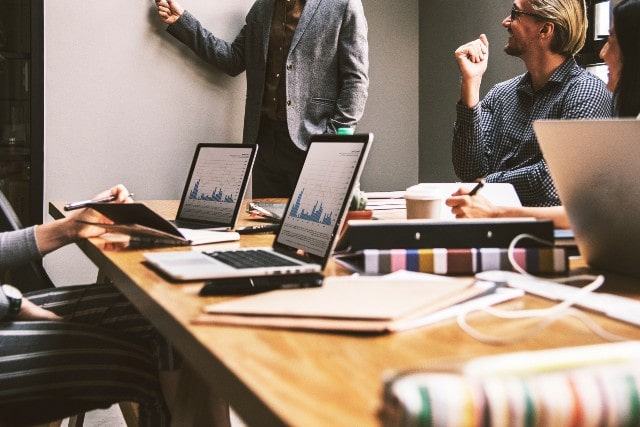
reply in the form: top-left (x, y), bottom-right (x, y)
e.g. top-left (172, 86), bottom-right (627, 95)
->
top-left (144, 133), bottom-right (373, 280)
top-left (171, 143), bottom-right (257, 230)
top-left (534, 118), bottom-right (640, 278)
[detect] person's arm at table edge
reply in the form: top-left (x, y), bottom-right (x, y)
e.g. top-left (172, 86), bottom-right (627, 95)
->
top-left (36, 184), bottom-right (131, 255)
top-left (446, 190), bottom-right (570, 229)
top-left (491, 205), bottom-right (570, 229)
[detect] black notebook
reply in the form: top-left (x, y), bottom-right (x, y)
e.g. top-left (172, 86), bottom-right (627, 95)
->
top-left (84, 202), bottom-right (239, 246)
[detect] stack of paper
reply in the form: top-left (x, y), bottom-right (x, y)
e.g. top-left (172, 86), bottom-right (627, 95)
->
top-left (193, 272), bottom-right (521, 333)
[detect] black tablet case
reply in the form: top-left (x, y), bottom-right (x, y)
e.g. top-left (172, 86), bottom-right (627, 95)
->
top-left (335, 219), bottom-right (554, 252)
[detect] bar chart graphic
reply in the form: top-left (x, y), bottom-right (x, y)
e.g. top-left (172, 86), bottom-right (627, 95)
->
top-left (188, 179), bottom-right (236, 204)
top-left (179, 146), bottom-right (253, 223)
top-left (288, 189), bottom-right (334, 225)
top-left (277, 142), bottom-right (365, 256)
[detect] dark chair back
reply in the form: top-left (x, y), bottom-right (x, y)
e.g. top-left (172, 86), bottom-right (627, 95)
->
top-left (0, 189), bottom-right (55, 291)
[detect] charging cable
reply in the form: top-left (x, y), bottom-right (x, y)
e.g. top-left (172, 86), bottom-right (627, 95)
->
top-left (456, 234), bottom-right (631, 344)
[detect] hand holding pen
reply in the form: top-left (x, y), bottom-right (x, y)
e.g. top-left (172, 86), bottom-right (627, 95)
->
top-left (62, 184), bottom-right (134, 241)
top-left (65, 190), bottom-right (134, 211)
top-left (445, 179), bottom-right (493, 219)
top-left (467, 179), bottom-right (485, 196)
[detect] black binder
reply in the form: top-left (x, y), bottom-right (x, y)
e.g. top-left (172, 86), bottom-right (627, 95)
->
top-left (335, 219), bottom-right (554, 251)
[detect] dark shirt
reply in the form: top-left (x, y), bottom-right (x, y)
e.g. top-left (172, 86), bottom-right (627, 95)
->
top-left (262, 0), bottom-right (306, 122)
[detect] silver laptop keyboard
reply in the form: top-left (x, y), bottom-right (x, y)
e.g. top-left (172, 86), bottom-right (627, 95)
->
top-left (204, 250), bottom-right (300, 269)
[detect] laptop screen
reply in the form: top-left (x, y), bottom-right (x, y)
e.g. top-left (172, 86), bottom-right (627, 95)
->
top-left (274, 135), bottom-right (372, 261)
top-left (534, 119), bottom-right (640, 278)
top-left (176, 144), bottom-right (257, 228)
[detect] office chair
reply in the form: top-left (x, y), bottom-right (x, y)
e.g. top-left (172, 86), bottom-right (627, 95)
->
top-left (0, 189), bottom-right (139, 427)
top-left (0, 189), bottom-right (56, 291)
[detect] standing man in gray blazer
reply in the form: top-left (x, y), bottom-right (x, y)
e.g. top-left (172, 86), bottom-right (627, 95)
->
top-left (155, 0), bottom-right (369, 197)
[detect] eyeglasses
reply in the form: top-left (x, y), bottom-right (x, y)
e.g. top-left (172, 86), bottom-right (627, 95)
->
top-left (510, 6), bottom-right (546, 21)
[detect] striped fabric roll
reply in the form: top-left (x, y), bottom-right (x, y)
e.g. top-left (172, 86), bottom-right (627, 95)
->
top-left (381, 364), bottom-right (640, 427)
top-left (362, 248), bottom-right (567, 275)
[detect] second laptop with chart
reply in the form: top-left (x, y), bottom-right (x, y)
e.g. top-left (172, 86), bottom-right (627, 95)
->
top-left (172, 143), bottom-right (257, 230)
top-left (144, 133), bottom-right (374, 280)
top-left (80, 143), bottom-right (257, 246)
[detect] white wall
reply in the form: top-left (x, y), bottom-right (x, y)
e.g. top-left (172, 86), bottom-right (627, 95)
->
top-left (44, 0), bottom-right (252, 284)
top-left (43, 0), bottom-right (420, 284)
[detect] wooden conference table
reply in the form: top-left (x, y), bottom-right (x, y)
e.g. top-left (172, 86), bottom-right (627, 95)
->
top-left (49, 200), bottom-right (640, 427)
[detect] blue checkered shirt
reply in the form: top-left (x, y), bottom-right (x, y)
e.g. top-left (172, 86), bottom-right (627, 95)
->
top-left (452, 58), bottom-right (613, 207)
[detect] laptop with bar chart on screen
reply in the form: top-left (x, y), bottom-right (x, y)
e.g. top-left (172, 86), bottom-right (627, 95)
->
top-left (171, 143), bottom-right (257, 231)
top-left (144, 133), bottom-right (373, 281)
top-left (77, 143), bottom-right (257, 246)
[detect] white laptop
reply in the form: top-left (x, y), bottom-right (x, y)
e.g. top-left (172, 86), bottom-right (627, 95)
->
top-left (171, 143), bottom-right (257, 231)
top-left (144, 133), bottom-right (373, 280)
top-left (534, 118), bottom-right (640, 277)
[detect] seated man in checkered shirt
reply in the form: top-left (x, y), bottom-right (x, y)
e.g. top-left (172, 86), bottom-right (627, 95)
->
top-left (451, 0), bottom-right (612, 208)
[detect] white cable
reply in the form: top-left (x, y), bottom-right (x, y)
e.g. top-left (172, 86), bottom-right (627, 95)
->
top-left (490, 274), bottom-right (604, 318)
top-left (507, 233), bottom-right (553, 277)
top-left (457, 234), bottom-right (634, 345)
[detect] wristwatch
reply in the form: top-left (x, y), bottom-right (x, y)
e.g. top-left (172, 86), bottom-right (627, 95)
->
top-left (2, 284), bottom-right (22, 317)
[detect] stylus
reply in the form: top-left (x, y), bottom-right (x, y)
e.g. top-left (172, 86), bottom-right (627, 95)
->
top-left (64, 193), bottom-right (134, 211)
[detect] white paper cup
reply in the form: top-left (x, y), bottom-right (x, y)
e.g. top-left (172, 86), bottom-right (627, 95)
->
top-left (405, 185), bottom-right (443, 219)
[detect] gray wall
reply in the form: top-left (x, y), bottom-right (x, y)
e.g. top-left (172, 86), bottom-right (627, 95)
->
top-left (358, 0), bottom-right (419, 192)
top-left (419, 0), bottom-right (525, 182)
top-left (44, 0), bottom-right (253, 284)
top-left (43, 0), bottom-right (420, 284)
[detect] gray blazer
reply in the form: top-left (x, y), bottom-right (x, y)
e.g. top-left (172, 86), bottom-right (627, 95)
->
top-left (168, 0), bottom-right (369, 150)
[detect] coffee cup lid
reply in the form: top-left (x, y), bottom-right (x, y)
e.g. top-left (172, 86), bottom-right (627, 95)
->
top-left (405, 184), bottom-right (443, 199)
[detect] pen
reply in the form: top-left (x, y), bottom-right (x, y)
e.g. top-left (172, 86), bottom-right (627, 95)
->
top-left (249, 204), bottom-right (275, 217)
top-left (235, 223), bottom-right (280, 234)
top-left (248, 202), bottom-right (279, 219)
top-left (468, 180), bottom-right (485, 196)
top-left (64, 193), bottom-right (134, 211)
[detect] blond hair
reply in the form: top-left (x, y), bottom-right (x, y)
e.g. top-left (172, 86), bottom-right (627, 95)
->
top-left (530, 0), bottom-right (588, 56)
